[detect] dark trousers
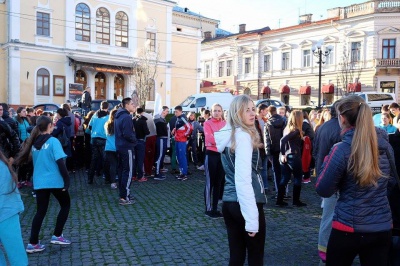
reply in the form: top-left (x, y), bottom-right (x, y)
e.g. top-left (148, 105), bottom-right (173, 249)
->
top-left (204, 152), bottom-right (225, 212)
top-left (222, 202), bottom-right (265, 266)
top-left (29, 189), bottom-right (71, 244)
top-left (187, 137), bottom-right (198, 166)
top-left (144, 135), bottom-right (156, 175)
top-left (84, 133), bottom-right (92, 170)
top-left (88, 138), bottom-right (106, 181)
top-left (197, 134), bottom-right (205, 165)
top-left (118, 149), bottom-right (134, 200)
top-left (133, 140), bottom-right (146, 179)
top-left (104, 151), bottom-right (118, 183)
top-left (280, 154), bottom-right (302, 187)
top-left (155, 137), bottom-right (167, 175)
top-left (326, 229), bottom-right (392, 266)
top-left (271, 153), bottom-right (281, 190)
top-left (74, 135), bottom-right (85, 169)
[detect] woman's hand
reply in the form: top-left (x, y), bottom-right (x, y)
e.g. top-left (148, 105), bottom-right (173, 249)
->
top-left (281, 154), bottom-right (287, 163)
top-left (248, 232), bottom-right (256, 237)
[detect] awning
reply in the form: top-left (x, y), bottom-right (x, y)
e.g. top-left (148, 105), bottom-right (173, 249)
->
top-left (68, 55), bottom-right (134, 75)
top-left (322, 84), bottom-right (334, 94)
top-left (280, 85), bottom-right (290, 94)
top-left (262, 86), bottom-right (271, 94)
top-left (347, 82), bottom-right (361, 93)
top-left (202, 81), bottom-right (214, 87)
top-left (299, 85), bottom-right (311, 95)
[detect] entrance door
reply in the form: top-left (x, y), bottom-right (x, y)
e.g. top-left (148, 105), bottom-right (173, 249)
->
top-left (75, 70), bottom-right (87, 89)
top-left (114, 74), bottom-right (125, 100)
top-left (95, 72), bottom-right (106, 99)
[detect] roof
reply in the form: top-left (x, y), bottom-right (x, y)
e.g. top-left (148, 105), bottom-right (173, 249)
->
top-left (173, 6), bottom-right (219, 22)
top-left (202, 26), bottom-right (271, 43)
top-left (215, 28), bottom-right (232, 37)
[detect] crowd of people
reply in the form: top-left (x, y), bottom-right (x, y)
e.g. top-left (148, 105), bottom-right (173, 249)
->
top-left (1, 90), bottom-right (400, 265)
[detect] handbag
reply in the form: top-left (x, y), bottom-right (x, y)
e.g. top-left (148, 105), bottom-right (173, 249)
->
top-left (58, 127), bottom-right (70, 148)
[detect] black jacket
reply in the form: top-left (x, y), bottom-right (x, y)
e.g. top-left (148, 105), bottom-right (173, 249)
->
top-left (264, 114), bottom-right (285, 156)
top-left (0, 120), bottom-right (21, 158)
top-left (2, 111), bottom-right (18, 134)
top-left (81, 91), bottom-right (92, 109)
top-left (154, 115), bottom-right (168, 137)
top-left (133, 115), bottom-right (150, 140)
top-left (313, 117), bottom-right (341, 174)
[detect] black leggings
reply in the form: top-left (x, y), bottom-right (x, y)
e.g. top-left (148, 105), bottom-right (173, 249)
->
top-left (29, 189), bottom-right (71, 244)
top-left (222, 202), bottom-right (265, 266)
top-left (326, 229), bottom-right (392, 266)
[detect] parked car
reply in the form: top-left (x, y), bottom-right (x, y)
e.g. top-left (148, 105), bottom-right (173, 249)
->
top-left (352, 92), bottom-right (397, 113)
top-left (33, 103), bottom-right (59, 114)
top-left (90, 99), bottom-right (121, 111)
top-left (254, 99), bottom-right (291, 110)
top-left (178, 93), bottom-right (234, 113)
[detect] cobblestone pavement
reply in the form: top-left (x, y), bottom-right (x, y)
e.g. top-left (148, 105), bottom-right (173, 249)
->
top-left (17, 165), bottom-right (329, 266)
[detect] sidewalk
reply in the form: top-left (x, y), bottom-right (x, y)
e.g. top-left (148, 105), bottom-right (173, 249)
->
top-left (18, 166), bottom-right (324, 265)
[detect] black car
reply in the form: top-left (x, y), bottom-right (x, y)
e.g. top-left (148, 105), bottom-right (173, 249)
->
top-left (33, 103), bottom-right (60, 114)
top-left (90, 99), bottom-right (121, 111)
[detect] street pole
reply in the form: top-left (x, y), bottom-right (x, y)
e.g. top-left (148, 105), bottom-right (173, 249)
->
top-left (318, 51), bottom-right (322, 107)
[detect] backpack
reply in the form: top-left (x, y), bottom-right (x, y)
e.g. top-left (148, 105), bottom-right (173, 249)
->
top-left (58, 126), bottom-right (70, 148)
top-left (301, 136), bottom-right (312, 172)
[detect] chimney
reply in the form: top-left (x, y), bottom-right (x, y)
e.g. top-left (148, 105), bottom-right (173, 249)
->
top-left (204, 31), bottom-right (212, 40)
top-left (239, 24), bottom-right (246, 33)
top-left (299, 14), bottom-right (312, 24)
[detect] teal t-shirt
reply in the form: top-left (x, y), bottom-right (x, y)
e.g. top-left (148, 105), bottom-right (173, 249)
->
top-left (32, 137), bottom-right (67, 189)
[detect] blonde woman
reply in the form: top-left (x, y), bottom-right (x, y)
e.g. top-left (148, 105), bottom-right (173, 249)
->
top-left (277, 110), bottom-right (307, 207)
top-left (316, 95), bottom-right (393, 265)
top-left (215, 95), bottom-right (266, 265)
top-left (314, 109), bottom-right (331, 132)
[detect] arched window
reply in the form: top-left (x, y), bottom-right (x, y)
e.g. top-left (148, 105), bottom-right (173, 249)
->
top-left (96, 7), bottom-right (110, 45)
top-left (75, 3), bottom-right (90, 42)
top-left (115, 11), bottom-right (128, 47)
top-left (37, 68), bottom-right (50, 96)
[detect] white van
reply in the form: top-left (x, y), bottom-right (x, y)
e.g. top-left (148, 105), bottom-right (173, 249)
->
top-left (179, 93), bottom-right (234, 113)
top-left (353, 92), bottom-right (397, 113)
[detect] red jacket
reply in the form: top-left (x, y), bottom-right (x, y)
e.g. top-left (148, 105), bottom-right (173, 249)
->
top-left (174, 115), bottom-right (192, 142)
top-left (204, 118), bottom-right (226, 152)
top-left (302, 136), bottom-right (312, 172)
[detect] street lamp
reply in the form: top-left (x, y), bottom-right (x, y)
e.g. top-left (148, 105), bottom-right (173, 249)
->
top-left (312, 44), bottom-right (333, 107)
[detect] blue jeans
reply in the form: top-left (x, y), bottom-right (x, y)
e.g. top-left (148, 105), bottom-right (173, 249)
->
top-left (280, 154), bottom-right (302, 187)
top-left (133, 140), bottom-right (146, 179)
top-left (155, 137), bottom-right (167, 175)
top-left (0, 214), bottom-right (28, 266)
top-left (175, 141), bottom-right (188, 175)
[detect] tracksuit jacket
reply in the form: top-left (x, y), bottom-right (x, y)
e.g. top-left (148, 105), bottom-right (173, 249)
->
top-left (114, 108), bottom-right (136, 151)
top-left (174, 114), bottom-right (192, 142)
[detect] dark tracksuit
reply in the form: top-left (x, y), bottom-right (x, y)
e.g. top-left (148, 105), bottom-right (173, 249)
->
top-left (154, 115), bottom-right (169, 176)
top-left (115, 108), bottom-right (136, 201)
top-left (133, 115), bottom-right (150, 179)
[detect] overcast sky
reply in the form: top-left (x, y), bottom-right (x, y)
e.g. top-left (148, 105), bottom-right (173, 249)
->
top-left (175, 0), bottom-right (368, 32)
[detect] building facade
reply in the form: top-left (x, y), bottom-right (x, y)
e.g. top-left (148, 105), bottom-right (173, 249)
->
top-left (0, 0), bottom-right (207, 108)
top-left (201, 0), bottom-right (400, 107)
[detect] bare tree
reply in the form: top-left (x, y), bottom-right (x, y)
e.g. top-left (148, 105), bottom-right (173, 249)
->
top-left (131, 47), bottom-right (159, 108)
top-left (336, 45), bottom-right (362, 96)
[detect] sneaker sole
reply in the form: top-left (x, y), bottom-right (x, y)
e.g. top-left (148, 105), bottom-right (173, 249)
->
top-left (50, 240), bottom-right (71, 245)
top-left (26, 248), bottom-right (45, 254)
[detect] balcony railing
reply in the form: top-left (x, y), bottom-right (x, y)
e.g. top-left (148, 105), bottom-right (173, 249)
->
top-left (375, 58), bottom-right (400, 67)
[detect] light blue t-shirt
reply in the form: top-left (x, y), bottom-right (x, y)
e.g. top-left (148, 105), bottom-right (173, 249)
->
top-left (373, 113), bottom-right (382, 127)
top-left (0, 161), bottom-right (24, 223)
top-left (378, 124), bottom-right (397, 134)
top-left (105, 133), bottom-right (116, 152)
top-left (32, 137), bottom-right (67, 189)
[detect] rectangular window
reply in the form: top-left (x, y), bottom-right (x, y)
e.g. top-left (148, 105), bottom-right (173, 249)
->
top-left (263, 55), bottom-right (271, 72)
top-left (351, 42), bottom-right (361, 62)
top-left (37, 12), bottom-right (50, 36)
top-left (226, 60), bottom-right (232, 76)
top-left (244, 58), bottom-right (251, 74)
top-left (382, 39), bottom-right (396, 59)
top-left (147, 32), bottom-right (156, 52)
top-left (36, 75), bottom-right (49, 96)
top-left (205, 64), bottom-right (210, 78)
top-left (325, 50), bottom-right (334, 65)
top-left (303, 50), bottom-right (311, 67)
top-left (282, 52), bottom-right (290, 70)
top-left (218, 61), bottom-right (224, 77)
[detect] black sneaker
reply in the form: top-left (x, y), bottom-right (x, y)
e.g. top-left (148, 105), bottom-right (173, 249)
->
top-left (275, 201), bottom-right (289, 207)
top-left (205, 211), bottom-right (223, 219)
top-left (180, 175), bottom-right (188, 181)
top-left (293, 201), bottom-right (307, 207)
top-left (154, 174), bottom-right (166, 181)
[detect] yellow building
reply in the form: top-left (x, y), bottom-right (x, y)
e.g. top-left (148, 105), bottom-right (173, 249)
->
top-left (0, 0), bottom-right (205, 109)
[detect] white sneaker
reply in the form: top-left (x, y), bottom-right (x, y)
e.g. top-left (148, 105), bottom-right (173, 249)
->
top-left (197, 165), bottom-right (205, 171)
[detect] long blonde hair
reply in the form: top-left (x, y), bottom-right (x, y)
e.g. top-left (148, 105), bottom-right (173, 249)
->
top-left (336, 95), bottom-right (382, 186)
top-left (285, 110), bottom-right (304, 138)
top-left (227, 95), bottom-right (260, 151)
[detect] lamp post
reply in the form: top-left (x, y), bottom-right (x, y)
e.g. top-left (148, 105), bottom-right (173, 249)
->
top-left (312, 44), bottom-right (333, 107)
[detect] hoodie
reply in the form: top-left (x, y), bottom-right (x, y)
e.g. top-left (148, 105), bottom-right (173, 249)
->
top-left (133, 115), bottom-right (150, 139)
top-left (154, 114), bottom-right (168, 137)
top-left (264, 114), bottom-right (285, 156)
top-left (2, 110), bottom-right (18, 134)
top-left (215, 124), bottom-right (266, 233)
top-left (32, 134), bottom-right (68, 190)
top-left (52, 116), bottom-right (72, 156)
top-left (114, 108), bottom-right (136, 151)
top-left (88, 110), bottom-right (109, 139)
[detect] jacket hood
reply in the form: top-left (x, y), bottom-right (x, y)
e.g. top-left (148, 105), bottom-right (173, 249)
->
top-left (215, 123), bottom-right (232, 153)
top-left (269, 114), bottom-right (286, 129)
top-left (153, 114), bottom-right (161, 120)
top-left (115, 108), bottom-right (130, 119)
top-left (97, 110), bottom-right (109, 118)
top-left (59, 116), bottom-right (72, 126)
top-left (33, 134), bottom-right (52, 150)
top-left (136, 115), bottom-right (148, 121)
top-left (2, 110), bottom-right (10, 119)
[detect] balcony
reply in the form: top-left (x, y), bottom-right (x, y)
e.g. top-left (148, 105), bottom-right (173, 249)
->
top-left (329, 1), bottom-right (400, 19)
top-left (375, 58), bottom-right (400, 68)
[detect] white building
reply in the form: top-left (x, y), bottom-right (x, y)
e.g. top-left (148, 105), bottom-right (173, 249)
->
top-left (201, 0), bottom-right (400, 107)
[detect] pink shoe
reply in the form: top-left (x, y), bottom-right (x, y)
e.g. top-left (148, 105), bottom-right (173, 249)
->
top-left (25, 181), bottom-right (33, 187)
top-left (138, 177), bottom-right (148, 182)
